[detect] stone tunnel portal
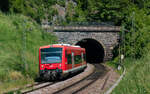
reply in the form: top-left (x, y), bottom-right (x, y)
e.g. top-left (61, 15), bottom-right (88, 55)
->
top-left (76, 38), bottom-right (104, 63)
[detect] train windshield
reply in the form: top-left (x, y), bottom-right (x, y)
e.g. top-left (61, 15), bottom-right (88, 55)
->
top-left (41, 48), bottom-right (62, 64)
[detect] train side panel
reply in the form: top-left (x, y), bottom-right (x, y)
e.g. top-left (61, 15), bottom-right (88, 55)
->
top-left (63, 47), bottom-right (87, 74)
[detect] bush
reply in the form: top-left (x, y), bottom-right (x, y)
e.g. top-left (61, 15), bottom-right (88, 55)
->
top-left (8, 71), bottom-right (24, 81)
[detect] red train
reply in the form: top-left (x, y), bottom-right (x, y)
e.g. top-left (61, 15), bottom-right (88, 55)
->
top-left (39, 44), bottom-right (87, 80)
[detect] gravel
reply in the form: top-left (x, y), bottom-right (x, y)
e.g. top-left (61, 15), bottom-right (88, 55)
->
top-left (27, 64), bottom-right (95, 94)
top-left (26, 64), bottom-right (119, 94)
top-left (77, 65), bottom-right (120, 94)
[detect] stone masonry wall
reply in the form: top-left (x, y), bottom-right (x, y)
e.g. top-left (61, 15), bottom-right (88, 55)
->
top-left (54, 31), bottom-right (120, 62)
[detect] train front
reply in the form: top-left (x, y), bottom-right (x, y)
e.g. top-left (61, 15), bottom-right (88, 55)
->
top-left (39, 46), bottom-right (63, 80)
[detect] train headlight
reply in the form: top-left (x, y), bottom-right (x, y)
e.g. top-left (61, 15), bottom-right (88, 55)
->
top-left (59, 64), bottom-right (61, 67)
top-left (41, 65), bottom-right (44, 68)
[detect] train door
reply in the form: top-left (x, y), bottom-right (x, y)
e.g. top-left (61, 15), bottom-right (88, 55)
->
top-left (66, 51), bottom-right (72, 70)
top-left (72, 52), bottom-right (75, 69)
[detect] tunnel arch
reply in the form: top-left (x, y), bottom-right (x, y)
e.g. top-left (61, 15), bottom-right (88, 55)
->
top-left (75, 38), bottom-right (105, 63)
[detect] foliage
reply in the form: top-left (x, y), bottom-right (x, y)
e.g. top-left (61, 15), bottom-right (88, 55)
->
top-left (123, 9), bottom-right (150, 58)
top-left (0, 0), bottom-right (57, 23)
top-left (57, 0), bottom-right (66, 7)
top-left (0, 12), bottom-right (57, 92)
top-left (0, 0), bottom-right (9, 12)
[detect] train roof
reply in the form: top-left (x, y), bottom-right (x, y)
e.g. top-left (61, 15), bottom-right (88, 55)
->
top-left (40, 44), bottom-right (85, 50)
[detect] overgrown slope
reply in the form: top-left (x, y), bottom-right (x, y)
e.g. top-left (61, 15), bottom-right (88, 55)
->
top-left (111, 54), bottom-right (150, 94)
top-left (0, 12), bottom-right (56, 92)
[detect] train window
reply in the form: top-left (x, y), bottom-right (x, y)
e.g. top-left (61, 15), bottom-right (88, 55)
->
top-left (75, 55), bottom-right (82, 64)
top-left (41, 48), bottom-right (62, 64)
top-left (67, 54), bottom-right (72, 64)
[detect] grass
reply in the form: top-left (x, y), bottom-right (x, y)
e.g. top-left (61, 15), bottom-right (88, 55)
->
top-left (0, 78), bottom-right (34, 94)
top-left (108, 54), bottom-right (150, 94)
top-left (106, 57), bottom-right (124, 75)
top-left (0, 12), bottom-right (57, 93)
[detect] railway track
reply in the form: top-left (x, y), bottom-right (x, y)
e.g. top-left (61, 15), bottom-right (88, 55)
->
top-left (22, 70), bottom-right (88, 94)
top-left (23, 64), bottom-right (94, 94)
top-left (53, 64), bottom-right (108, 94)
top-left (5, 81), bottom-right (56, 94)
top-left (6, 64), bottom-right (111, 94)
top-left (22, 82), bottom-right (56, 93)
top-left (21, 68), bottom-right (88, 94)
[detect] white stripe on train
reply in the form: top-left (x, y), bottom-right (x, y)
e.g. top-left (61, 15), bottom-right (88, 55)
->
top-left (63, 65), bottom-right (87, 74)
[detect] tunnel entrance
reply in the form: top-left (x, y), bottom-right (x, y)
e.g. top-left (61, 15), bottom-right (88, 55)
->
top-left (76, 39), bottom-right (104, 63)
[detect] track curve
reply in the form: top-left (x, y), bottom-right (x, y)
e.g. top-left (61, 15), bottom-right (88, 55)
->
top-left (53, 64), bottom-right (108, 94)
top-left (26, 64), bottom-right (95, 94)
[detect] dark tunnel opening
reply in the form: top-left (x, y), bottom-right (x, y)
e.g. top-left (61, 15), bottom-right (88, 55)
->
top-left (76, 39), bottom-right (104, 63)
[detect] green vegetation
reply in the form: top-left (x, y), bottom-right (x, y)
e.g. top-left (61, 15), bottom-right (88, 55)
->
top-left (111, 54), bottom-right (150, 94)
top-left (0, 12), bottom-right (56, 93)
top-left (0, 0), bottom-right (58, 23)
top-left (0, 0), bottom-right (150, 93)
